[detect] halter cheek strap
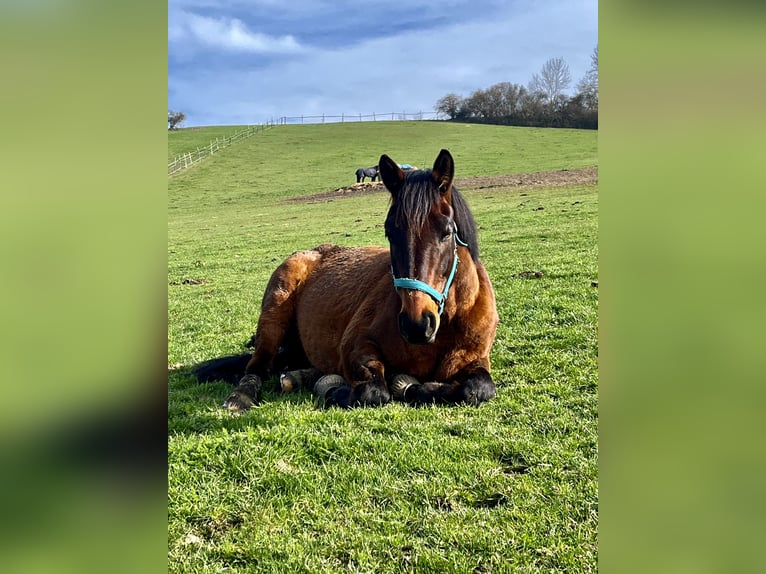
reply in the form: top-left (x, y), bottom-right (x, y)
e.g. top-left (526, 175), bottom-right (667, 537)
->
top-left (392, 233), bottom-right (469, 315)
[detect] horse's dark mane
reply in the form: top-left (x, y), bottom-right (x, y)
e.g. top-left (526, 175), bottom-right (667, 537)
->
top-left (450, 184), bottom-right (480, 261)
top-left (390, 169), bottom-right (480, 261)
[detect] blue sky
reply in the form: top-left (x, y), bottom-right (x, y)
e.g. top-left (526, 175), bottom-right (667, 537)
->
top-left (168, 0), bottom-right (598, 127)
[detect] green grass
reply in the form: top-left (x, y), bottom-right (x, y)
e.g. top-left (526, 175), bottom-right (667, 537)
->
top-left (168, 125), bottom-right (251, 162)
top-left (168, 122), bottom-right (597, 573)
top-left (168, 121), bottom-right (596, 204)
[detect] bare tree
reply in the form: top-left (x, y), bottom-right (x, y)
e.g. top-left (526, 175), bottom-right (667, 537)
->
top-left (528, 57), bottom-right (572, 103)
top-left (576, 45), bottom-right (598, 111)
top-left (435, 93), bottom-right (464, 120)
top-left (168, 110), bottom-right (186, 130)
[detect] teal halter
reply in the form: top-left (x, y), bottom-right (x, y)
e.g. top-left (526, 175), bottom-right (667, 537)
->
top-left (392, 232), bottom-right (469, 315)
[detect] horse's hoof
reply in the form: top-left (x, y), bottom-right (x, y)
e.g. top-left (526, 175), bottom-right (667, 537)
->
top-left (280, 368), bottom-right (322, 393)
top-left (354, 382), bottom-right (392, 407)
top-left (459, 377), bottom-right (497, 406)
top-left (313, 374), bottom-right (348, 405)
top-left (223, 374), bottom-right (262, 412)
top-left (223, 390), bottom-right (255, 413)
top-left (390, 374), bottom-right (420, 400)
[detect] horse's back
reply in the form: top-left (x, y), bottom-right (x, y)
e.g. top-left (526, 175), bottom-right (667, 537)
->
top-left (293, 245), bottom-right (392, 373)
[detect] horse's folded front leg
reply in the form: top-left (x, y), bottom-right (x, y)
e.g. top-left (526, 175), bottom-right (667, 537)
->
top-left (319, 380), bottom-right (391, 408)
top-left (391, 362), bottom-right (496, 406)
top-left (452, 367), bottom-right (496, 405)
top-left (312, 374), bottom-right (390, 408)
top-left (313, 355), bottom-right (392, 408)
top-left (390, 374), bottom-right (458, 405)
top-left (312, 374), bottom-right (351, 407)
top-left (346, 354), bottom-right (392, 407)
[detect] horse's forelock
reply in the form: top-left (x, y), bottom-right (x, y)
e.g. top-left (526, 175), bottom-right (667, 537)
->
top-left (391, 170), bottom-right (438, 231)
top-left (389, 170), bottom-right (480, 261)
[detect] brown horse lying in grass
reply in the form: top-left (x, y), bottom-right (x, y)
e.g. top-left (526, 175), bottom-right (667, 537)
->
top-left (194, 149), bottom-right (499, 409)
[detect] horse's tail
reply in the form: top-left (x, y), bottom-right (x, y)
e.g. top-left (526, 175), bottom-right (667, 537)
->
top-left (192, 353), bottom-right (252, 384)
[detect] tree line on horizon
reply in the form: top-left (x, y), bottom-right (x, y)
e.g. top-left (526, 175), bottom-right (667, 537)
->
top-left (435, 47), bottom-right (598, 129)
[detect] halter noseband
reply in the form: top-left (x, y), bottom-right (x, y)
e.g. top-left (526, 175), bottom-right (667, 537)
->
top-left (391, 232), bottom-right (469, 315)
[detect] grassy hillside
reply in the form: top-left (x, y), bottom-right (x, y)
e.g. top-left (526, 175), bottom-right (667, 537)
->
top-left (168, 122), bottom-right (598, 572)
top-left (168, 122), bottom-right (596, 206)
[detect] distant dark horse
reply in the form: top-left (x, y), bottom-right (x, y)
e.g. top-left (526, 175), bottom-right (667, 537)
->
top-left (355, 166), bottom-right (379, 183)
top-left (194, 149), bottom-right (499, 409)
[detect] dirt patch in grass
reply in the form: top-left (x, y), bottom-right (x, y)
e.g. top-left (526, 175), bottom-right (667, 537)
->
top-left (169, 278), bottom-right (210, 286)
top-left (286, 167), bottom-right (598, 204)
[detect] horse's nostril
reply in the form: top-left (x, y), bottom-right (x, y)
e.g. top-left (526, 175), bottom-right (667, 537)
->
top-left (424, 311), bottom-right (437, 337)
top-left (398, 311), bottom-right (438, 344)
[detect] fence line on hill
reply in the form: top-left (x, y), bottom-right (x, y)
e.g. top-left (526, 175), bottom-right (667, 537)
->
top-left (168, 121), bottom-right (276, 176)
top-left (277, 111), bottom-right (441, 125)
top-left (168, 111), bottom-right (441, 176)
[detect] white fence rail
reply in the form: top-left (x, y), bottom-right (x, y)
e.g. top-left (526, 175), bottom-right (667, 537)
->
top-left (168, 121), bottom-right (275, 176)
top-left (277, 111), bottom-right (440, 125)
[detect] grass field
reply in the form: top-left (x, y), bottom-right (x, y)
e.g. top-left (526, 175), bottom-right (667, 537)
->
top-left (168, 122), bottom-right (598, 572)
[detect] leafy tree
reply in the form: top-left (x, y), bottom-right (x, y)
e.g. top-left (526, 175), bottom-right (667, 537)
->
top-left (435, 93), bottom-right (463, 120)
top-left (168, 110), bottom-right (186, 130)
top-left (458, 83), bottom-right (528, 121)
top-left (484, 82), bottom-right (526, 118)
top-left (431, 52), bottom-right (597, 129)
top-left (517, 90), bottom-right (548, 125)
top-left (463, 88), bottom-right (493, 119)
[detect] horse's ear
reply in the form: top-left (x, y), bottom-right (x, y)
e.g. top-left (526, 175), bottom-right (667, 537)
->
top-left (431, 149), bottom-right (455, 195)
top-left (379, 154), bottom-right (405, 198)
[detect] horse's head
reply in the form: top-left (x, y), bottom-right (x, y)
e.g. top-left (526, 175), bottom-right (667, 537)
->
top-left (381, 149), bottom-right (475, 345)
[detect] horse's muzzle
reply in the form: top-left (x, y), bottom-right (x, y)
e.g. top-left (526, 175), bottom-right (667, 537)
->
top-left (398, 310), bottom-right (438, 345)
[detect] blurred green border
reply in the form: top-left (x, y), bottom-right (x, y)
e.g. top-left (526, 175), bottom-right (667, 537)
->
top-left (1, 2), bottom-right (168, 573)
top-left (3, 1), bottom-right (766, 571)
top-left (601, 3), bottom-right (766, 573)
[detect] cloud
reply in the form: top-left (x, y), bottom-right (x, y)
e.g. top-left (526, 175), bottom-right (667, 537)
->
top-left (170, 11), bottom-right (304, 54)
